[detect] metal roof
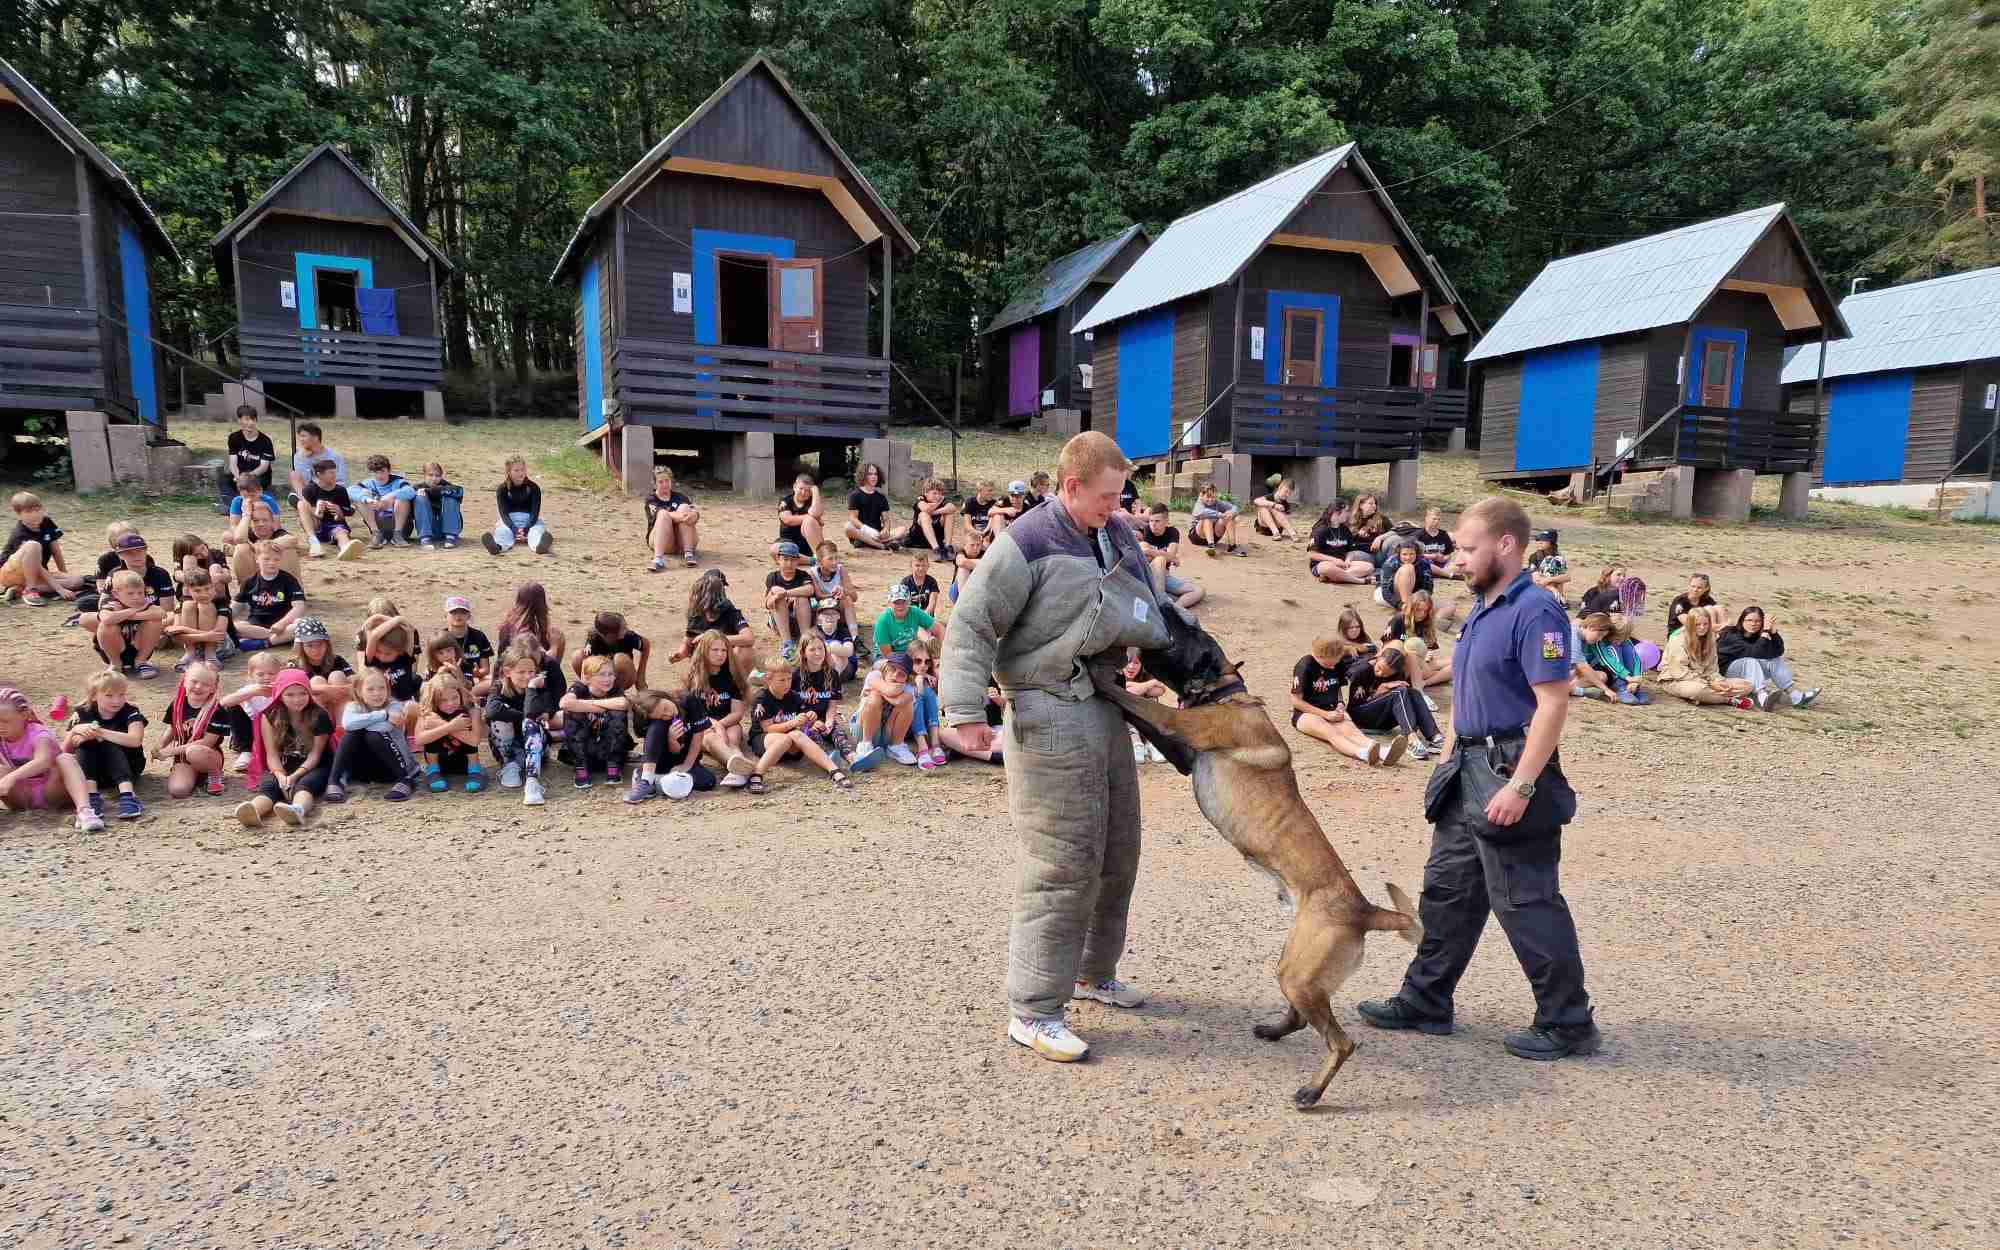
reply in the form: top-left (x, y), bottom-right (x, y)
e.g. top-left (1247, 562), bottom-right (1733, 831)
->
top-left (1467, 204), bottom-right (1806, 364)
top-left (551, 55), bottom-right (916, 283)
top-left (211, 144), bottom-right (454, 270)
top-left (0, 56), bottom-right (183, 267)
top-left (983, 225), bottom-right (1145, 336)
top-left (1781, 266), bottom-right (2000, 384)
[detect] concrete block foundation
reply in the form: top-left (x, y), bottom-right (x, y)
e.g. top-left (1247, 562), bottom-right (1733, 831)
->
top-left (1691, 468), bottom-right (1754, 522)
top-left (619, 423), bottom-right (654, 498)
top-left (1778, 471), bottom-right (1811, 520)
top-left (1386, 458), bottom-right (1419, 513)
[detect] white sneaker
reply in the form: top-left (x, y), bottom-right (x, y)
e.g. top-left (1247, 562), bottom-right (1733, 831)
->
top-left (1133, 740), bottom-right (1148, 762)
top-left (500, 761), bottom-right (523, 789)
top-left (232, 751), bottom-right (252, 773)
top-left (887, 743), bottom-right (919, 766)
top-left (1422, 692), bottom-right (1439, 712)
top-left (76, 810), bottom-right (106, 833)
top-left (336, 539), bottom-right (364, 561)
top-left (718, 773), bottom-right (749, 789)
top-left (1074, 977), bottom-right (1147, 1008)
top-left (309, 538), bottom-right (325, 558)
top-left (1008, 1014), bottom-right (1090, 1062)
top-left (276, 801), bottom-right (305, 828)
top-left (524, 777), bottom-right (546, 806)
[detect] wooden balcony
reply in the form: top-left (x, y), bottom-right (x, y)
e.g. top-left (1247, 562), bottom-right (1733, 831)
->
top-left (240, 326), bottom-right (442, 392)
top-left (1224, 383), bottom-right (1465, 462)
top-left (1635, 404), bottom-right (1817, 474)
top-left (613, 338), bottom-right (889, 439)
top-left (0, 304), bottom-right (104, 411)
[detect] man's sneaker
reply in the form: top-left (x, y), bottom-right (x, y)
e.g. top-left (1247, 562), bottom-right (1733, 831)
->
top-left (523, 777), bottom-right (546, 806)
top-left (1074, 977), bottom-right (1146, 1008)
top-left (648, 556), bottom-right (666, 573)
top-left (1356, 997), bottom-right (1454, 1035)
top-left (115, 792), bottom-right (143, 820)
top-left (77, 810), bottom-right (106, 833)
top-left (848, 742), bottom-right (882, 773)
top-left (623, 776), bottom-right (656, 804)
top-left (1503, 1018), bottom-right (1602, 1061)
top-left (887, 743), bottom-right (919, 766)
top-left (482, 533), bottom-right (504, 555)
top-left (500, 761), bottom-right (523, 789)
top-left (531, 530), bottom-right (553, 555)
top-left (1008, 1014), bottom-right (1090, 1063)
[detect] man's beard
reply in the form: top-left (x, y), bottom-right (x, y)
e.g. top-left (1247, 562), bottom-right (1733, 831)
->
top-left (1465, 557), bottom-right (1503, 595)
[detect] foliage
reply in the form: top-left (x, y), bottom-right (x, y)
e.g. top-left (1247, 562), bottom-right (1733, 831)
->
top-left (2, 0), bottom-right (1991, 391)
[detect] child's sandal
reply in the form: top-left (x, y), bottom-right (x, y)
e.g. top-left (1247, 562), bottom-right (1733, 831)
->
top-left (829, 769), bottom-right (852, 790)
top-left (747, 773), bottom-right (767, 795)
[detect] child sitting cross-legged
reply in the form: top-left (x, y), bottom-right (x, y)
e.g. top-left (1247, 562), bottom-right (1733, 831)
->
top-left (559, 655), bottom-right (628, 790)
top-left (413, 670), bottom-right (486, 792)
top-left (64, 670), bottom-right (149, 820)
top-left (620, 687), bottom-right (717, 803)
top-left (326, 668), bottom-right (424, 804)
top-left (485, 643), bottom-right (556, 807)
top-left (794, 633), bottom-right (855, 762)
top-left (847, 650), bottom-right (919, 772)
top-left (745, 657), bottom-right (852, 793)
top-left (237, 669), bottom-right (332, 828)
top-left (154, 660), bottom-right (229, 798)
top-left (232, 540), bottom-right (307, 647)
top-left (681, 629), bottom-right (756, 788)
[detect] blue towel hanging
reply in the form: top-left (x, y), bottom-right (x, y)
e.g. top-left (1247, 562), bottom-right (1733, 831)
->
top-left (356, 287), bottom-right (399, 336)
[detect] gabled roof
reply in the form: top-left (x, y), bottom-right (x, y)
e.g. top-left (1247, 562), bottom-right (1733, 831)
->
top-left (551, 55), bottom-right (917, 283)
top-left (210, 144), bottom-right (453, 271)
top-left (1467, 204), bottom-right (1848, 363)
top-left (1781, 266), bottom-right (2000, 384)
top-left (983, 226), bottom-right (1147, 337)
top-left (1073, 145), bottom-right (1475, 337)
top-left (0, 56), bottom-right (182, 266)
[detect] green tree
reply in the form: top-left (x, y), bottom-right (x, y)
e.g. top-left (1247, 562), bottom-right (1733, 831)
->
top-left (1870, 0), bottom-right (2000, 273)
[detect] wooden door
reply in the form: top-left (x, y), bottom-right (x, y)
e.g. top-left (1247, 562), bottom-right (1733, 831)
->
top-left (770, 258), bottom-right (823, 355)
top-left (1282, 308), bottom-right (1322, 387)
top-left (1700, 340), bottom-right (1736, 406)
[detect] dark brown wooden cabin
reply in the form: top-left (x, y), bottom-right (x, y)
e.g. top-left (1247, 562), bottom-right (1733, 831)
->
top-left (211, 145), bottom-right (451, 416)
top-left (979, 226), bottom-right (1148, 426)
top-left (1470, 204), bottom-right (1849, 487)
top-left (1781, 266), bottom-right (2000, 490)
top-left (0, 57), bottom-right (181, 427)
top-left (1073, 144), bottom-right (1478, 481)
top-left (551, 54), bottom-right (917, 483)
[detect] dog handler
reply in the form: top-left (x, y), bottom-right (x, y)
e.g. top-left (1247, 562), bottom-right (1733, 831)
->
top-left (941, 432), bottom-right (1169, 1063)
top-left (1358, 496), bottom-right (1601, 1060)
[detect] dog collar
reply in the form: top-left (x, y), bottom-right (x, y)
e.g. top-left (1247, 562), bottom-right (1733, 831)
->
top-left (1186, 675), bottom-right (1249, 707)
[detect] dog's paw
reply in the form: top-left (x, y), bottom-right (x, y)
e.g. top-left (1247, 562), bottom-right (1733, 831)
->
top-left (1292, 1085), bottom-right (1322, 1112)
top-left (1252, 1022), bottom-right (1287, 1041)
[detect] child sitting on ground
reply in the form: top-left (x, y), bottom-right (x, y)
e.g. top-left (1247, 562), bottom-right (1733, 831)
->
top-left (438, 596), bottom-right (494, 697)
top-left (765, 543), bottom-right (817, 660)
top-left (225, 500), bottom-right (306, 586)
top-left (682, 629), bottom-right (754, 788)
top-left (908, 478), bottom-right (958, 558)
top-left (795, 634), bottom-right (854, 762)
top-left (154, 660), bottom-right (228, 798)
top-left (226, 473), bottom-right (281, 528)
top-left (963, 480), bottom-right (1006, 541)
top-left (485, 643), bottom-right (556, 807)
top-left (1115, 648), bottom-right (1170, 763)
top-left (356, 597), bottom-right (424, 702)
top-left (0, 686), bottom-right (99, 830)
top-left (301, 459), bottom-right (364, 561)
top-left (94, 567), bottom-right (171, 680)
top-left (414, 461), bottom-right (465, 549)
top-left (570, 611), bottom-right (650, 692)
top-left (1415, 508), bottom-right (1457, 578)
top-left (671, 570), bottom-right (757, 690)
top-left (353, 455), bottom-right (418, 549)
top-left (644, 465), bottom-right (702, 571)
top-left (903, 638), bottom-right (947, 771)
top-left (238, 669), bottom-right (331, 827)
top-left (949, 526), bottom-right (987, 605)
top-left (221, 650), bottom-right (283, 772)
top-left (1252, 479), bottom-right (1299, 541)
top-left (65, 670), bottom-right (148, 820)
top-left (560, 655), bottom-right (629, 790)
top-left (287, 617), bottom-right (353, 719)
top-left (897, 550), bottom-right (941, 616)
top-left (1, 490), bottom-right (84, 605)
top-left (233, 540), bottom-right (307, 647)
top-left (620, 687), bottom-right (714, 802)
top-left (485, 454), bottom-right (553, 555)
top-left (746, 658), bottom-right (852, 793)
top-left (810, 541), bottom-right (862, 647)
top-left (1529, 529), bottom-right (1571, 603)
top-left (1289, 636), bottom-right (1403, 767)
top-left (328, 668), bottom-right (423, 803)
top-left (166, 568), bottom-right (232, 670)
top-left (413, 671), bottom-right (486, 792)
top-left (848, 650), bottom-right (921, 772)
top-left (1190, 483), bottom-right (1247, 556)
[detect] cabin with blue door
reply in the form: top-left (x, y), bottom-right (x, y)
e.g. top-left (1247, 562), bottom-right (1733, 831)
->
top-left (1469, 204), bottom-right (1850, 519)
top-left (211, 145), bottom-right (452, 420)
top-left (551, 55), bottom-right (918, 495)
top-left (1781, 266), bottom-right (2000, 503)
top-left (0, 57), bottom-right (180, 434)
top-left (1071, 144), bottom-right (1478, 510)
top-left (978, 226), bottom-right (1150, 428)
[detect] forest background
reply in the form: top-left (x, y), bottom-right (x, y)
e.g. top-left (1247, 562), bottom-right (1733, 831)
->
top-left (2, 0), bottom-right (1995, 391)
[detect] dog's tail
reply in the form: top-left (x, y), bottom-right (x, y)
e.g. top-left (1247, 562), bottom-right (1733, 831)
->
top-left (1366, 883), bottom-right (1424, 947)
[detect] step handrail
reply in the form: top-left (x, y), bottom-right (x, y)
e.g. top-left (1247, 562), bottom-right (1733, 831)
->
top-left (889, 359), bottom-right (963, 491)
top-left (96, 311), bottom-right (310, 462)
top-left (1159, 380), bottom-right (1237, 499)
top-left (1594, 403), bottom-right (1684, 486)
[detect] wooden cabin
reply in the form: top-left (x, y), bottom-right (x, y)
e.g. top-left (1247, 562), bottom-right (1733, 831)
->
top-left (1469, 204), bottom-right (1850, 518)
top-left (551, 55), bottom-right (918, 494)
top-left (980, 225), bottom-right (1148, 427)
top-left (0, 57), bottom-right (180, 429)
top-left (1071, 144), bottom-right (1478, 509)
top-left (1781, 266), bottom-right (2000, 500)
top-left (211, 145), bottom-right (451, 419)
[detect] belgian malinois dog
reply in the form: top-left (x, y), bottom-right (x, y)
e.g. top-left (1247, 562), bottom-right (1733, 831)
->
top-left (1093, 605), bottom-right (1422, 1110)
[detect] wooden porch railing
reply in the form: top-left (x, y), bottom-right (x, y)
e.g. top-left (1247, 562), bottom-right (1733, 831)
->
top-left (613, 338), bottom-right (889, 438)
top-left (1635, 404), bottom-right (1818, 474)
top-left (0, 303), bottom-right (104, 411)
top-left (1422, 386), bottom-right (1468, 433)
top-left (1227, 382), bottom-right (1460, 462)
top-left (239, 326), bottom-right (443, 391)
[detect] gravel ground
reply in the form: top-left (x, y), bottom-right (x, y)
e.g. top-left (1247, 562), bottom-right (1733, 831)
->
top-left (3, 423), bottom-right (1997, 1248)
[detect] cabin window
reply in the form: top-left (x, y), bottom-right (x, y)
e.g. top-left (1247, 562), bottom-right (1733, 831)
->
top-left (314, 268), bottom-right (361, 333)
top-left (717, 253), bottom-right (771, 349)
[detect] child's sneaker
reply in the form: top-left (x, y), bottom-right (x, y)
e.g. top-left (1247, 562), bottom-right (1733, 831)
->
top-left (336, 539), bottom-right (363, 561)
top-left (605, 762), bottom-right (621, 784)
top-left (206, 772), bottom-right (226, 796)
top-left (524, 777), bottom-right (546, 806)
top-left (573, 767), bottom-right (593, 790)
top-left (918, 750), bottom-right (938, 773)
top-left (648, 556), bottom-right (666, 573)
top-left (77, 809), bottom-right (106, 833)
top-left (427, 765), bottom-right (448, 793)
top-left (275, 800), bottom-right (306, 827)
top-left (500, 761), bottom-right (523, 789)
top-left (886, 743), bottom-right (919, 766)
top-left (233, 751), bottom-right (253, 773)
top-left (848, 742), bottom-right (881, 773)
top-left (115, 792), bottom-right (143, 820)
top-left (463, 766), bottom-right (483, 794)
top-left (622, 776), bottom-right (656, 804)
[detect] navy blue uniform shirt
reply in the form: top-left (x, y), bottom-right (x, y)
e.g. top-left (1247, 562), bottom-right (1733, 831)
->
top-left (1451, 569), bottom-right (1572, 736)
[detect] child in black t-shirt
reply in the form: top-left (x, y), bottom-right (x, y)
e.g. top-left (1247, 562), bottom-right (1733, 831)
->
top-left (233, 542), bottom-right (307, 644)
top-left (301, 461), bottom-right (363, 560)
top-left (765, 545), bottom-right (816, 657)
top-left (949, 526), bottom-right (987, 605)
top-left (1306, 501), bottom-right (1375, 585)
top-left (684, 629), bottom-right (754, 786)
top-left (558, 655), bottom-right (628, 788)
top-left (897, 551), bottom-right (941, 616)
top-left (908, 478), bottom-right (958, 557)
top-left (621, 687), bottom-right (716, 802)
top-left (64, 670), bottom-right (149, 819)
top-left (645, 465), bottom-right (701, 570)
top-left (1415, 507), bottom-right (1458, 578)
top-left (1287, 636), bottom-right (1398, 766)
top-left (811, 602), bottom-right (857, 679)
top-left (795, 633), bottom-right (854, 758)
top-left (1, 490), bottom-right (83, 605)
top-left (671, 570), bottom-right (756, 685)
top-left (747, 660), bottom-right (850, 791)
top-left (1252, 478), bottom-right (1299, 541)
top-left (439, 596), bottom-right (494, 696)
top-left (571, 610), bottom-right (650, 691)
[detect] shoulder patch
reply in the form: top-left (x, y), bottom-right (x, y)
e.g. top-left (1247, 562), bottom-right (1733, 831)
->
top-left (1541, 631), bottom-right (1566, 661)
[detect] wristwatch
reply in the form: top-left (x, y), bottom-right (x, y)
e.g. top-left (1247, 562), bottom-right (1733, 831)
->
top-left (1511, 778), bottom-right (1537, 799)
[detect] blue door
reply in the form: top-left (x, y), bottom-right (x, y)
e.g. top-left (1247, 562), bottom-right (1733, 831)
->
top-left (1822, 373), bottom-right (1913, 485)
top-left (1514, 342), bottom-right (1599, 472)
top-left (116, 225), bottom-right (158, 423)
top-left (1114, 309), bottom-right (1174, 460)
top-left (580, 259), bottom-right (606, 430)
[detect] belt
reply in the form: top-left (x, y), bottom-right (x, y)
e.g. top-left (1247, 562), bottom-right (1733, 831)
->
top-left (1456, 726), bottom-right (1527, 747)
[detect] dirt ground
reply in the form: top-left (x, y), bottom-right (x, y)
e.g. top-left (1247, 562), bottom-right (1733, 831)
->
top-left (3, 418), bottom-right (1997, 1249)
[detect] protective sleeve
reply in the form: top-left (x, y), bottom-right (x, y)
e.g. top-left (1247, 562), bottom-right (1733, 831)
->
top-left (939, 532), bottom-right (1031, 726)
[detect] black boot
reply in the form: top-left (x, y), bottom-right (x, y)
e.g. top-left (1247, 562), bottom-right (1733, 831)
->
top-left (1356, 996), bottom-right (1453, 1035)
top-left (1503, 1016), bottom-right (1602, 1061)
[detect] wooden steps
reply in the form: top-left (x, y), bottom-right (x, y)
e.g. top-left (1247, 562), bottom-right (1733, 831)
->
top-left (1605, 470), bottom-right (1673, 516)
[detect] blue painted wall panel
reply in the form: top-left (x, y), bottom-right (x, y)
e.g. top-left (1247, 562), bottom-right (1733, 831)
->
top-left (1822, 372), bottom-right (1913, 485)
top-left (1263, 291), bottom-right (1341, 387)
top-left (1514, 342), bottom-right (1600, 472)
top-left (1114, 309), bottom-right (1175, 460)
top-left (116, 226), bottom-right (157, 423)
top-left (690, 229), bottom-right (794, 345)
top-left (292, 253), bottom-right (375, 330)
top-left (580, 259), bottom-right (606, 430)
top-left (1685, 325), bottom-right (1748, 406)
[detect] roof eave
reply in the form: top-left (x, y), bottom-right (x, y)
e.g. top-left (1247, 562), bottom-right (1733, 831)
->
top-left (211, 144), bottom-right (453, 272)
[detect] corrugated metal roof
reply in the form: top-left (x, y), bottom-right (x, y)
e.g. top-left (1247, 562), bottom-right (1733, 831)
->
top-left (1467, 204), bottom-right (1790, 364)
top-left (1781, 266), bottom-right (2000, 384)
top-left (984, 225), bottom-right (1144, 336)
top-left (1073, 146), bottom-right (1353, 334)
